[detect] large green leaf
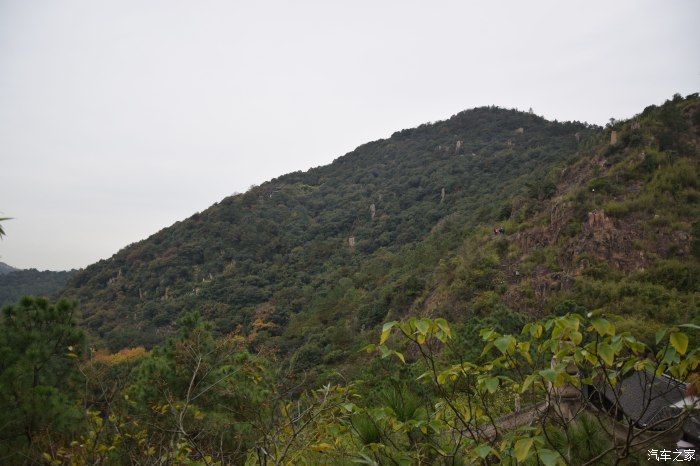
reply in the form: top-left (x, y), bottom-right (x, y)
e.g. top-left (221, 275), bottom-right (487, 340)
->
top-left (483, 377), bottom-right (499, 393)
top-left (538, 448), bottom-right (561, 466)
top-left (380, 321), bottom-right (397, 344)
top-left (514, 438), bottom-right (533, 462)
top-left (435, 318), bottom-right (452, 339)
top-left (539, 368), bottom-right (557, 382)
top-left (415, 319), bottom-right (430, 336)
top-left (590, 318), bottom-right (614, 336)
top-left (670, 332), bottom-right (689, 355)
top-left (494, 335), bottom-right (514, 354)
top-left (597, 343), bottom-right (614, 366)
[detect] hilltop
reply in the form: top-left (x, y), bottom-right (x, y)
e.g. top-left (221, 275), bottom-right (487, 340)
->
top-left (61, 95), bottom-right (699, 373)
top-left (63, 105), bottom-right (593, 349)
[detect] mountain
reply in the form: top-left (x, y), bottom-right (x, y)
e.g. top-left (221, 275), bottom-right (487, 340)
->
top-left (62, 95), bottom-right (699, 367)
top-left (0, 262), bottom-right (17, 275)
top-left (64, 105), bottom-right (593, 350)
top-left (0, 269), bottom-right (77, 308)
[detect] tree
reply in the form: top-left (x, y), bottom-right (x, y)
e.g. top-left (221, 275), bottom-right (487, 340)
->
top-left (361, 314), bottom-right (700, 464)
top-left (0, 297), bottom-right (85, 462)
top-left (124, 312), bottom-right (271, 465)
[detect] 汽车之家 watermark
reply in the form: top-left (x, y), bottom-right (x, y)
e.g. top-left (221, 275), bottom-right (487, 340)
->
top-left (647, 449), bottom-right (695, 462)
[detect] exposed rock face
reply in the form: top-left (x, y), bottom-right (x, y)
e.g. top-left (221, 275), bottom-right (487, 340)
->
top-left (455, 140), bottom-right (464, 154)
top-left (370, 203), bottom-right (376, 219)
top-left (586, 209), bottom-right (613, 231)
top-left (513, 202), bottom-right (646, 280)
top-left (610, 131), bottom-right (618, 145)
top-left (441, 188), bottom-right (445, 203)
top-left (568, 210), bottom-right (635, 269)
top-left (107, 268), bottom-right (123, 285)
top-left (515, 127), bottom-right (524, 135)
top-left (504, 272), bottom-right (576, 312)
top-left (513, 228), bottom-right (548, 254)
top-left (348, 236), bottom-right (356, 249)
top-left (548, 201), bottom-right (575, 242)
top-left (512, 200), bottom-right (573, 255)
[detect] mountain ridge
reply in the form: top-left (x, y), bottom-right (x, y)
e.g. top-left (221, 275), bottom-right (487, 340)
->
top-left (60, 96), bottom-right (698, 373)
top-left (63, 105), bottom-right (593, 350)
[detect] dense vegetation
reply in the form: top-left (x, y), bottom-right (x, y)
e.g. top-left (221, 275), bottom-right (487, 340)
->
top-left (0, 269), bottom-right (77, 308)
top-left (1, 94), bottom-right (698, 464)
top-left (64, 105), bottom-right (597, 355)
top-left (63, 95), bottom-right (698, 381)
top-left (1, 298), bottom-right (698, 464)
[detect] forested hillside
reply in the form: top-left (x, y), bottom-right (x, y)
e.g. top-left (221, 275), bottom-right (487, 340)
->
top-left (0, 268), bottom-right (76, 307)
top-left (62, 95), bottom-right (697, 368)
top-left (63, 105), bottom-right (597, 351)
top-left (4, 94), bottom-right (699, 465)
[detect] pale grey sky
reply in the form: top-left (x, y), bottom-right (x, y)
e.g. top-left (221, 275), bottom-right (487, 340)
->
top-left (0, 0), bottom-right (698, 270)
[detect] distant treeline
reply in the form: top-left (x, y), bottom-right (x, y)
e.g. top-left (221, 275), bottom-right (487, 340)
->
top-left (0, 269), bottom-right (77, 307)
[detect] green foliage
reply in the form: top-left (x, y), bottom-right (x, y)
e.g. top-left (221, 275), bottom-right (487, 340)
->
top-left (360, 314), bottom-right (700, 464)
top-left (123, 312), bottom-right (271, 464)
top-left (351, 412), bottom-right (382, 445)
top-left (6, 95), bottom-right (700, 462)
top-left (0, 297), bottom-right (85, 462)
top-left (53, 97), bottom-right (700, 407)
top-left (543, 413), bottom-right (616, 465)
top-left (61, 106), bottom-right (594, 353)
top-left (0, 268), bottom-right (76, 308)
top-left (3, 304), bottom-right (697, 464)
top-left (636, 259), bottom-right (699, 293)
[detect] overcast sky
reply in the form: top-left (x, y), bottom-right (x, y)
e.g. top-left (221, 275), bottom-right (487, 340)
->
top-left (1, 1), bottom-right (698, 270)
